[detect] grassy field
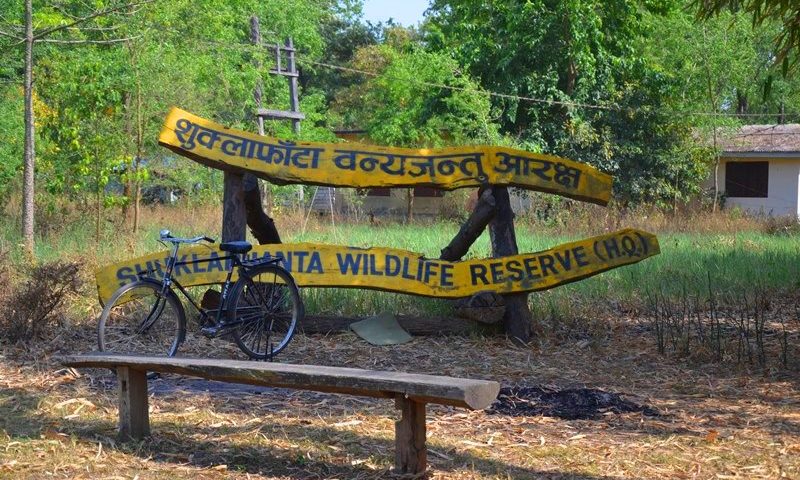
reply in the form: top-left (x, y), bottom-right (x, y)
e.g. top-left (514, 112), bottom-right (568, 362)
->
top-left (2, 203), bottom-right (800, 317)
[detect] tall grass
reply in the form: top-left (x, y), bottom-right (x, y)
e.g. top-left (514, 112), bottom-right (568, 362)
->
top-left (1, 201), bottom-right (799, 317)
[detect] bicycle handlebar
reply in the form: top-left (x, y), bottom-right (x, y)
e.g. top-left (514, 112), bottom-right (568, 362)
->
top-left (159, 229), bottom-right (216, 245)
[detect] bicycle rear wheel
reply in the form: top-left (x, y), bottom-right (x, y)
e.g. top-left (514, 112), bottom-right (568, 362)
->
top-left (228, 264), bottom-right (302, 360)
top-left (98, 280), bottom-right (186, 356)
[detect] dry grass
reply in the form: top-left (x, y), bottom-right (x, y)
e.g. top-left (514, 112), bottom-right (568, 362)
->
top-left (1, 313), bottom-right (798, 479)
top-left (513, 199), bottom-right (772, 237)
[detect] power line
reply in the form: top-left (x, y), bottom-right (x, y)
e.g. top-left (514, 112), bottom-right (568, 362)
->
top-left (9, 19), bottom-right (800, 124)
top-left (299, 56), bottom-right (800, 120)
top-left (129, 25), bottom-right (800, 121)
top-left (302, 58), bottom-right (620, 111)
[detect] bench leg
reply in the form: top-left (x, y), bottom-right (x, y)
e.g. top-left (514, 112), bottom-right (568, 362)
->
top-left (394, 396), bottom-right (426, 475)
top-left (116, 366), bottom-right (150, 441)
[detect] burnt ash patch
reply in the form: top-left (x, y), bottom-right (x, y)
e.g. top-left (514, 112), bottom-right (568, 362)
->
top-left (489, 385), bottom-right (659, 420)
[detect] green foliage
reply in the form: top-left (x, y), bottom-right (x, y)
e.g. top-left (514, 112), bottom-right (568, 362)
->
top-left (692, 0), bottom-right (800, 73)
top-left (425, 0), bottom-right (709, 205)
top-left (0, 86), bottom-right (23, 199)
top-left (304, 0), bottom-right (383, 104)
top-left (332, 29), bottom-right (498, 147)
top-left (645, 8), bottom-right (800, 121)
top-left (0, 0), bottom-right (336, 219)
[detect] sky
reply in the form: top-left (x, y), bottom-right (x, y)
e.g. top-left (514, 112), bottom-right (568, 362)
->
top-left (361, 0), bottom-right (429, 26)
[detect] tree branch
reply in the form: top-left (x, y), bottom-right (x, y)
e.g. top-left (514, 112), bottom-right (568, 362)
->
top-left (1, 0), bottom-right (154, 52)
top-left (33, 0), bottom-right (155, 40)
top-left (38, 35), bottom-right (142, 45)
top-left (0, 29), bottom-right (23, 41)
top-left (68, 25), bottom-right (123, 32)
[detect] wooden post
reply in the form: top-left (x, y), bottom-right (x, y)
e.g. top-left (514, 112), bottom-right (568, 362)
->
top-left (243, 173), bottom-right (281, 244)
top-left (440, 188), bottom-right (496, 261)
top-left (223, 172), bottom-right (247, 242)
top-left (116, 366), bottom-right (149, 441)
top-left (488, 186), bottom-right (534, 344)
top-left (394, 396), bottom-right (427, 475)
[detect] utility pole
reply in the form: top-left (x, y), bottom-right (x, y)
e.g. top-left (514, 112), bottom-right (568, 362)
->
top-left (258, 37), bottom-right (304, 133)
top-left (222, 17), bottom-right (305, 245)
top-left (257, 30), bottom-right (307, 205)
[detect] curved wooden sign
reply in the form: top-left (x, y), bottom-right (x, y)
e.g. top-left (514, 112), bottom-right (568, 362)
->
top-left (158, 107), bottom-right (613, 205)
top-left (95, 229), bottom-right (659, 304)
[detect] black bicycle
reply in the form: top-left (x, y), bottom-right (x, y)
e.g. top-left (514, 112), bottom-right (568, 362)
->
top-left (97, 230), bottom-right (302, 360)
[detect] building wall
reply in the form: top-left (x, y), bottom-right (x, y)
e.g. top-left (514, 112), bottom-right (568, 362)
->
top-left (717, 156), bottom-right (800, 217)
top-left (362, 190), bottom-right (446, 216)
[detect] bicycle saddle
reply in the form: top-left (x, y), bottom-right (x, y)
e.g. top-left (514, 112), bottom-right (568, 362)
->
top-left (219, 241), bottom-right (252, 254)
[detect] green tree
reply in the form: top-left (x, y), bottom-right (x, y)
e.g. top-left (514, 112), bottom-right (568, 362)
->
top-left (0, 0), bottom-right (337, 246)
top-left (425, 0), bottom-right (708, 205)
top-left (692, 0), bottom-right (800, 73)
top-left (332, 26), bottom-right (498, 220)
top-left (0, 0), bottom-right (154, 251)
top-left (643, 5), bottom-right (800, 208)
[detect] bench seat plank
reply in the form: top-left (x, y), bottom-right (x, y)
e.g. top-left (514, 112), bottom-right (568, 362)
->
top-left (62, 354), bottom-right (500, 410)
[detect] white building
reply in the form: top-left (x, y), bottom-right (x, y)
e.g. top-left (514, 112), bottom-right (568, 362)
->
top-left (716, 124), bottom-right (800, 217)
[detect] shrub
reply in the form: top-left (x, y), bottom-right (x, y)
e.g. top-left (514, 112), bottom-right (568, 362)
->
top-left (764, 215), bottom-right (800, 236)
top-left (0, 261), bottom-right (82, 343)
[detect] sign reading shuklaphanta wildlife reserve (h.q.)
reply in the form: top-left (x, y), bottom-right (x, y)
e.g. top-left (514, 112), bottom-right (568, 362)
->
top-left (158, 107), bottom-right (614, 205)
top-left (95, 229), bottom-right (660, 305)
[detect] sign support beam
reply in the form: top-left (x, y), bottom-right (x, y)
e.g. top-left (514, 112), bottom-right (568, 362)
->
top-left (489, 186), bottom-right (536, 344)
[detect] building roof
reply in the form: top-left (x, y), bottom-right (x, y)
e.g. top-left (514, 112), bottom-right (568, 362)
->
top-left (720, 124), bottom-right (800, 154)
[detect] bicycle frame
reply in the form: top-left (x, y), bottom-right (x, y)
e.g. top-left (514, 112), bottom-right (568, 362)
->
top-left (134, 241), bottom-right (282, 329)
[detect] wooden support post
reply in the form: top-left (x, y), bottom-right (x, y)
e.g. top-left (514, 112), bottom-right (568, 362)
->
top-left (116, 366), bottom-right (149, 441)
top-left (243, 173), bottom-right (281, 244)
top-left (222, 172), bottom-right (247, 242)
top-left (488, 186), bottom-right (535, 345)
top-left (394, 396), bottom-right (427, 475)
top-left (440, 188), bottom-right (496, 261)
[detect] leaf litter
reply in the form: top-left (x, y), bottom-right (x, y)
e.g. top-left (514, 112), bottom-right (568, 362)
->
top-left (0, 315), bottom-right (798, 479)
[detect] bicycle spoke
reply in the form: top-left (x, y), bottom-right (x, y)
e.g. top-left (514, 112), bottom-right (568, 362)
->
top-left (99, 283), bottom-right (184, 357)
top-left (230, 265), bottom-right (299, 360)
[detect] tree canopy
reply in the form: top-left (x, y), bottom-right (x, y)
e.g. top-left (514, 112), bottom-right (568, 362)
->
top-left (0, 0), bottom-right (797, 240)
top-left (692, 0), bottom-right (800, 73)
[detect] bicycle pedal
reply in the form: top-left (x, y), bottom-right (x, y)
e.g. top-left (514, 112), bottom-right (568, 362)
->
top-left (199, 325), bottom-right (218, 337)
top-left (200, 322), bottom-right (239, 338)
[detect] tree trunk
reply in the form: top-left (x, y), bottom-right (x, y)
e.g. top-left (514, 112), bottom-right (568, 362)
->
top-left (701, 26), bottom-right (721, 213)
top-left (22, 0), bottom-right (35, 254)
top-left (736, 89), bottom-right (748, 115)
top-left (133, 72), bottom-right (143, 233)
top-left (406, 188), bottom-right (414, 223)
top-left (121, 91), bottom-right (132, 220)
top-left (488, 186), bottom-right (535, 345)
top-left (244, 174), bottom-right (281, 244)
top-left (440, 188), bottom-right (496, 261)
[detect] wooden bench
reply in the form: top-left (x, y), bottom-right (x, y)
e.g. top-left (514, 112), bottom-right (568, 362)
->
top-left (62, 354), bottom-right (499, 475)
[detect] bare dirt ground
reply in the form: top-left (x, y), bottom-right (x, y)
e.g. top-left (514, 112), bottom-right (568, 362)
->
top-left (1, 324), bottom-right (799, 479)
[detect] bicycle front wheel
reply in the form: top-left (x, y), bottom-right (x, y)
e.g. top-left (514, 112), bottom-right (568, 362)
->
top-left (228, 265), bottom-right (302, 360)
top-left (98, 279), bottom-right (186, 356)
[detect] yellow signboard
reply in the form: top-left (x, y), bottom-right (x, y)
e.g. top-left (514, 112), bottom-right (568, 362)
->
top-left (95, 229), bottom-right (659, 304)
top-left (158, 107), bottom-right (613, 205)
